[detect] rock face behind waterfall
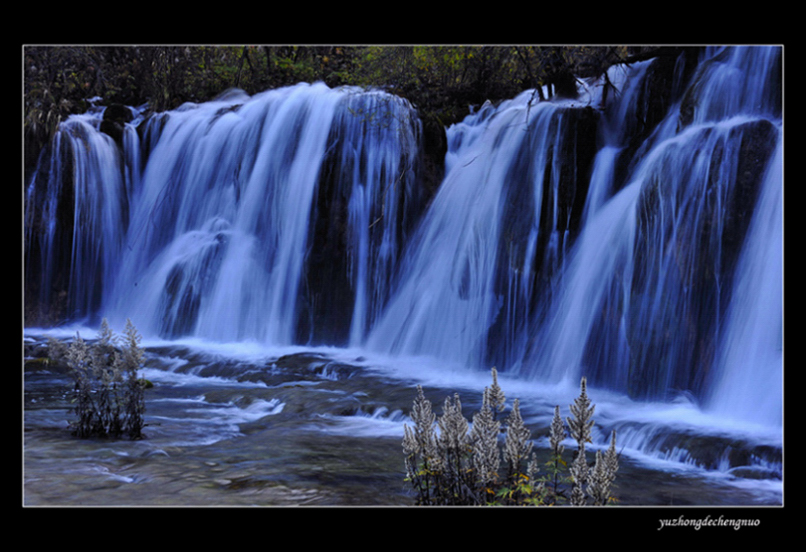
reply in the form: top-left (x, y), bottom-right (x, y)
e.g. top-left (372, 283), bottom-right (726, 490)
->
top-left (508, 46), bottom-right (781, 415)
top-left (486, 104), bottom-right (599, 366)
top-left (613, 48), bottom-right (701, 192)
top-left (500, 105), bottom-right (599, 290)
top-left (24, 135), bottom-right (76, 325)
top-left (300, 92), bottom-right (427, 346)
top-left (626, 118), bottom-right (779, 400)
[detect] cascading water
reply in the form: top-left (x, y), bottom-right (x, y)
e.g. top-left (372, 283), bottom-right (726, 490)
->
top-left (26, 83), bottom-right (423, 347)
top-left (25, 109), bottom-right (130, 320)
top-left (365, 95), bottom-right (598, 370)
top-left (24, 46), bottom-right (783, 501)
top-left (705, 136), bottom-right (783, 428)
top-left (518, 47), bottom-right (782, 417)
top-left (364, 45), bottom-right (782, 486)
top-left (310, 90), bottom-right (421, 347)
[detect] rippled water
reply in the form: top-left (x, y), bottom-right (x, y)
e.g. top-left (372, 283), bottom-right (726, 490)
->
top-left (23, 334), bottom-right (782, 507)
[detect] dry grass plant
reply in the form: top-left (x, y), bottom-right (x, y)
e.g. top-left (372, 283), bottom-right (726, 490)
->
top-left (48, 318), bottom-right (146, 440)
top-left (403, 369), bottom-right (619, 506)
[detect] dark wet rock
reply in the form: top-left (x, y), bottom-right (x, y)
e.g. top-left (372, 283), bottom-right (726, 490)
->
top-left (100, 103), bottom-right (133, 146)
top-left (624, 117), bottom-right (778, 401)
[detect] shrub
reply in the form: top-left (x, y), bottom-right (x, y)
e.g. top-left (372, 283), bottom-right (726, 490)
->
top-left (48, 318), bottom-right (146, 440)
top-left (402, 369), bottom-right (618, 506)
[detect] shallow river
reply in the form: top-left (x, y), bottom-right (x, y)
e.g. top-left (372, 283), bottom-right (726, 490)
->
top-left (23, 333), bottom-right (783, 509)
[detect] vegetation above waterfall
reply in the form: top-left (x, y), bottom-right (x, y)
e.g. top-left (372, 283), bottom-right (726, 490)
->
top-left (23, 45), bottom-right (679, 166)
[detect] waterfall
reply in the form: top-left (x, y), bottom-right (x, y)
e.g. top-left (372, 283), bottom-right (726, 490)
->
top-left (519, 47), bottom-right (782, 424)
top-left (25, 109), bottom-right (129, 320)
top-left (25, 46), bottom-right (782, 431)
top-left (365, 94), bottom-right (597, 370)
top-left (26, 83), bottom-right (423, 347)
top-left (705, 136), bottom-right (783, 427)
top-left (316, 90), bottom-right (421, 347)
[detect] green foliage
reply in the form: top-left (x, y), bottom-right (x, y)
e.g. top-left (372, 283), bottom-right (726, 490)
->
top-left (48, 319), bottom-right (147, 440)
top-left (402, 371), bottom-right (619, 506)
top-left (24, 44), bottom-right (638, 156)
